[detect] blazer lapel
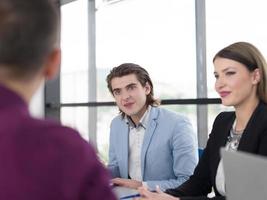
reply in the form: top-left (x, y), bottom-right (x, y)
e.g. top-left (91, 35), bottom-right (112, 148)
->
top-left (223, 115), bottom-right (235, 146)
top-left (141, 107), bottom-right (158, 178)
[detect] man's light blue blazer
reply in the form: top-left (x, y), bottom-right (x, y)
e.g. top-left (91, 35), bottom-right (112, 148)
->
top-left (108, 106), bottom-right (198, 191)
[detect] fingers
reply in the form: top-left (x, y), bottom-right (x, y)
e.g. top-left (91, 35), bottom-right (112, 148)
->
top-left (156, 185), bottom-right (163, 194)
top-left (138, 186), bottom-right (155, 198)
top-left (111, 178), bottom-right (121, 183)
top-left (137, 186), bottom-right (148, 195)
top-left (111, 178), bottom-right (124, 186)
top-left (133, 198), bottom-right (144, 200)
top-left (111, 178), bottom-right (117, 183)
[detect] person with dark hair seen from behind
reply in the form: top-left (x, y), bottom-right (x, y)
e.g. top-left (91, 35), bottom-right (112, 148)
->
top-left (0, 0), bottom-right (116, 199)
top-left (135, 42), bottom-right (267, 200)
top-left (106, 63), bottom-right (198, 191)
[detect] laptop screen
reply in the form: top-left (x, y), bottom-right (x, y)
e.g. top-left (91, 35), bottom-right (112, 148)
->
top-left (221, 148), bottom-right (267, 200)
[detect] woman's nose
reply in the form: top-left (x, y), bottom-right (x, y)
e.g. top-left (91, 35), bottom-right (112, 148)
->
top-left (215, 77), bottom-right (225, 90)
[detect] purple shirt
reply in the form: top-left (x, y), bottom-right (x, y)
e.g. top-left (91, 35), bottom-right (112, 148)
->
top-left (0, 85), bottom-right (116, 200)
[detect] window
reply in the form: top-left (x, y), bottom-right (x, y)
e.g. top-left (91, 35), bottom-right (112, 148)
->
top-left (49, 0), bottom-right (267, 161)
top-left (60, 0), bottom-right (89, 140)
top-left (96, 0), bottom-right (196, 160)
top-left (206, 0), bottom-right (267, 132)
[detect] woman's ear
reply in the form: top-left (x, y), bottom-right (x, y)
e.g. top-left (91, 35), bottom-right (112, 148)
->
top-left (252, 68), bottom-right (261, 85)
top-left (43, 48), bottom-right (61, 80)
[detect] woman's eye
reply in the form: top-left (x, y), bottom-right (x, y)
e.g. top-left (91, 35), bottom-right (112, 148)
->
top-left (226, 71), bottom-right (236, 76)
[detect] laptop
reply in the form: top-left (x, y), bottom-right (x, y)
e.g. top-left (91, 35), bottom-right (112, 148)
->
top-left (221, 148), bottom-right (267, 200)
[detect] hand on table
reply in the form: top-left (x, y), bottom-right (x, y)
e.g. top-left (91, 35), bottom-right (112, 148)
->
top-left (134, 186), bottom-right (180, 200)
top-left (111, 178), bottom-right (142, 189)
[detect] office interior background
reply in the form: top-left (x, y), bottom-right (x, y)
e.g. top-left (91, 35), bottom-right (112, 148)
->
top-left (29, 0), bottom-right (267, 163)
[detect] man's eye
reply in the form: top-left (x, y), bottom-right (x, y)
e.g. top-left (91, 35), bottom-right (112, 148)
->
top-left (129, 85), bottom-right (136, 90)
top-left (113, 90), bottom-right (120, 95)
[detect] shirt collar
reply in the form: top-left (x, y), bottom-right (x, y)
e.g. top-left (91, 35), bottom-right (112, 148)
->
top-left (125, 105), bottom-right (151, 129)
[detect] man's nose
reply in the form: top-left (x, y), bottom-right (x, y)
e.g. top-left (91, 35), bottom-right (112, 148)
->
top-left (121, 91), bottom-right (130, 100)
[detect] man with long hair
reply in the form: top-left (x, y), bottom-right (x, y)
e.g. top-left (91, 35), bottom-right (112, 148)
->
top-left (106, 63), bottom-right (198, 191)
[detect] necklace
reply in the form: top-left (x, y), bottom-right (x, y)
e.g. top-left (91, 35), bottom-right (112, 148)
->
top-left (226, 119), bottom-right (243, 151)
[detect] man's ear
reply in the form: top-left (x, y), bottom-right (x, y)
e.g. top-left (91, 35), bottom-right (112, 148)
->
top-left (144, 82), bottom-right (151, 95)
top-left (43, 48), bottom-right (61, 80)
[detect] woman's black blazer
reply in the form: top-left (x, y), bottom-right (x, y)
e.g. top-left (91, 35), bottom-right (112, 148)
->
top-left (166, 101), bottom-right (267, 200)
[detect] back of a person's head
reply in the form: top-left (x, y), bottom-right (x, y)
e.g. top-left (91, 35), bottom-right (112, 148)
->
top-left (0, 0), bottom-right (60, 79)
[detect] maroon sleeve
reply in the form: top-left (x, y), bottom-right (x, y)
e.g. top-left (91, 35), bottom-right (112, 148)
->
top-left (78, 140), bottom-right (117, 200)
